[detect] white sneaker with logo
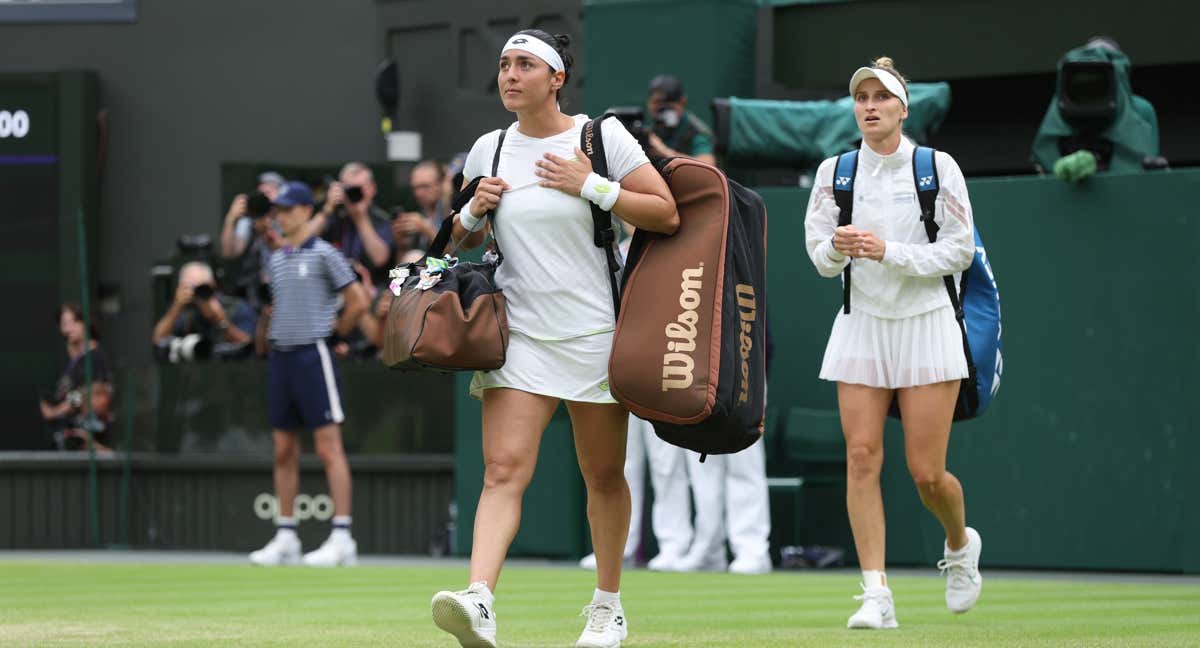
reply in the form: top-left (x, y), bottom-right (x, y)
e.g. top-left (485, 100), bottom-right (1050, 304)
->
top-left (431, 582), bottom-right (497, 648)
top-left (248, 532), bottom-right (301, 566)
top-left (576, 600), bottom-right (627, 648)
top-left (301, 532), bottom-right (357, 567)
top-left (847, 585), bottom-right (899, 629)
top-left (939, 526), bottom-right (983, 613)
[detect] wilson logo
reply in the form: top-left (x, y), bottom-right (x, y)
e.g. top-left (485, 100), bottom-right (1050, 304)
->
top-left (662, 264), bottom-right (704, 391)
top-left (735, 284), bottom-right (756, 404)
top-left (584, 122), bottom-right (596, 157)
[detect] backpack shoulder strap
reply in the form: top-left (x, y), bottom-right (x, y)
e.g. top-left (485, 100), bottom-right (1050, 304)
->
top-left (912, 146), bottom-right (940, 241)
top-left (581, 114), bottom-right (622, 318)
top-left (491, 127), bottom-right (506, 176)
top-left (832, 150), bottom-right (859, 314)
top-left (912, 146), bottom-right (965, 320)
top-left (430, 128), bottom-right (507, 258)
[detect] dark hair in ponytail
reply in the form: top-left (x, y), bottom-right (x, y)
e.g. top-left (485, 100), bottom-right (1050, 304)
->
top-left (514, 28), bottom-right (574, 90)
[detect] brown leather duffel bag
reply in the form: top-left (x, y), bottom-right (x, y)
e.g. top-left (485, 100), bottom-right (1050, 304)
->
top-left (381, 130), bottom-right (509, 372)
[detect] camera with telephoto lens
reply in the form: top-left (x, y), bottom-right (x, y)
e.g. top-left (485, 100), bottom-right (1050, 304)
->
top-left (245, 191), bottom-right (273, 218)
top-left (605, 106), bottom-right (652, 154)
top-left (344, 185), bottom-right (365, 205)
top-left (153, 333), bottom-right (213, 364)
top-left (192, 283), bottom-right (215, 301)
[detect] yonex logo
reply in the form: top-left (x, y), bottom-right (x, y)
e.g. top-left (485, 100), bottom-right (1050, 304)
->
top-left (835, 176), bottom-right (851, 187)
top-left (616, 616), bottom-right (625, 626)
top-left (919, 175), bottom-right (934, 187)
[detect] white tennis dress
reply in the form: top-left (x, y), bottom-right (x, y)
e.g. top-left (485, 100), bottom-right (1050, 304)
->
top-left (804, 137), bottom-right (975, 389)
top-left (464, 115), bottom-right (649, 403)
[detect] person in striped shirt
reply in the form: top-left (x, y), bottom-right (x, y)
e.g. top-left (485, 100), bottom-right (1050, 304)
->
top-left (249, 181), bottom-right (368, 568)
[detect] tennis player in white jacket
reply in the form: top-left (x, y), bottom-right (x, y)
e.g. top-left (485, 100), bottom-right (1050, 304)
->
top-left (804, 56), bottom-right (984, 630)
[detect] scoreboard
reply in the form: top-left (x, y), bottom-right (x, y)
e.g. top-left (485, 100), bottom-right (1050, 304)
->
top-left (0, 72), bottom-right (99, 449)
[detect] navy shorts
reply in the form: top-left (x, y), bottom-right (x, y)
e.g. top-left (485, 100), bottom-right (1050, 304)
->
top-left (268, 340), bottom-right (345, 430)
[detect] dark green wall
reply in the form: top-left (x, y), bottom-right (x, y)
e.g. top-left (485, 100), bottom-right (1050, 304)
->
top-left (772, 0), bottom-right (1197, 90)
top-left (762, 168), bottom-right (1200, 572)
top-left (584, 0), bottom-right (757, 119)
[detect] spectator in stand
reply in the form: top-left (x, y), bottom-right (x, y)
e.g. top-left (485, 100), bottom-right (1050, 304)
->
top-left (392, 160), bottom-right (449, 260)
top-left (220, 172), bottom-right (286, 310)
top-left (310, 163), bottom-right (395, 285)
top-left (40, 303), bottom-right (114, 452)
top-left (152, 261), bottom-right (257, 354)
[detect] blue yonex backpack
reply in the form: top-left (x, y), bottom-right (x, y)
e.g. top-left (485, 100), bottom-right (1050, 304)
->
top-left (831, 146), bottom-right (1002, 420)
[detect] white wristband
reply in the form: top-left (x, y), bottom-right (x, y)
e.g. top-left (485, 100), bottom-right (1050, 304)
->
top-left (458, 199), bottom-right (485, 232)
top-left (580, 172), bottom-right (621, 212)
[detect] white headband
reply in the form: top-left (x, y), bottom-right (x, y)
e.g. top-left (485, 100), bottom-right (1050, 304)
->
top-left (501, 34), bottom-right (565, 73)
top-left (848, 66), bottom-right (908, 107)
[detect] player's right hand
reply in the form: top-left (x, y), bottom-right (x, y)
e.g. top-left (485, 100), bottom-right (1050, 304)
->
top-left (470, 177), bottom-right (509, 217)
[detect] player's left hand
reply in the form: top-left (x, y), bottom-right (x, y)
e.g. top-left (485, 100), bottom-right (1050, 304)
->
top-left (852, 230), bottom-right (886, 261)
top-left (536, 147), bottom-right (593, 198)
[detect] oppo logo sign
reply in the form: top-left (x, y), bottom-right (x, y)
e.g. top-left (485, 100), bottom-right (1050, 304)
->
top-left (0, 110), bottom-right (31, 138)
top-left (253, 492), bottom-right (335, 521)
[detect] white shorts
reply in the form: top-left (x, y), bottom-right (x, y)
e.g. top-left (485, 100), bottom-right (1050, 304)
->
top-left (819, 306), bottom-right (969, 389)
top-left (469, 329), bottom-right (617, 404)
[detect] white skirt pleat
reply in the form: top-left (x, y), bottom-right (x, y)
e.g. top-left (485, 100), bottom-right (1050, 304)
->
top-left (819, 306), bottom-right (969, 389)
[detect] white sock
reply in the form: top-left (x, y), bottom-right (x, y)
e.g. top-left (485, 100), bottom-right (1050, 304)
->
top-left (275, 517), bottom-right (298, 539)
top-left (331, 516), bottom-right (352, 540)
top-left (862, 570), bottom-right (887, 590)
top-left (592, 588), bottom-right (620, 606)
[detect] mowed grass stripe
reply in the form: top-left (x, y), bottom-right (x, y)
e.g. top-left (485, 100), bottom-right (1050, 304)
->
top-left (0, 563), bottom-right (1197, 647)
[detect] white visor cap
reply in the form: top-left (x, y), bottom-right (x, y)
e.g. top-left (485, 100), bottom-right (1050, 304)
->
top-left (849, 67), bottom-right (908, 107)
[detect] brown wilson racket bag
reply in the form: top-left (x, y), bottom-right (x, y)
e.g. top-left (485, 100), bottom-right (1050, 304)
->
top-left (606, 154), bottom-right (768, 458)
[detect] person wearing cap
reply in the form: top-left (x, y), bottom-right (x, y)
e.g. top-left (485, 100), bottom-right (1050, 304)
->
top-left (429, 27), bottom-right (677, 648)
top-left (804, 57), bottom-right (982, 629)
top-left (221, 171), bottom-right (285, 260)
top-left (221, 171), bottom-right (286, 310)
top-left (645, 74), bottom-right (716, 165)
top-left (248, 180), bottom-right (368, 569)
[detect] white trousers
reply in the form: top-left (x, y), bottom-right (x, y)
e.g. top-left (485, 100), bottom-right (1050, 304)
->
top-left (624, 414), bottom-right (693, 559)
top-left (683, 436), bottom-right (771, 564)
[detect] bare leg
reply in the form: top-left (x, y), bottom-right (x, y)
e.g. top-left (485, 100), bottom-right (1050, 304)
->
top-left (897, 381), bottom-right (968, 550)
top-left (837, 382), bottom-right (893, 571)
top-left (468, 388), bottom-right (559, 590)
top-left (313, 424), bottom-right (352, 517)
top-left (272, 430), bottom-right (301, 517)
top-left (567, 401), bottom-right (631, 593)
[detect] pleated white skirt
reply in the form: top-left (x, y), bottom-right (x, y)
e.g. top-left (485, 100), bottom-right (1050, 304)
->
top-left (469, 329), bottom-right (618, 404)
top-left (819, 306), bottom-right (969, 389)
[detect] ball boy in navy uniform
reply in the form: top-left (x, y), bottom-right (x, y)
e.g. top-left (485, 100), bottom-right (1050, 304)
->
top-left (250, 181), bottom-right (368, 567)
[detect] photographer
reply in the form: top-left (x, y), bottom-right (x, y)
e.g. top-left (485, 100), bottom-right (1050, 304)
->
top-left (223, 174), bottom-right (287, 311)
top-left (220, 171), bottom-right (285, 260)
top-left (152, 261), bottom-right (257, 361)
top-left (310, 162), bottom-right (395, 285)
top-left (391, 159), bottom-right (447, 259)
top-left (40, 303), bottom-right (114, 452)
top-left (645, 74), bottom-right (716, 165)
